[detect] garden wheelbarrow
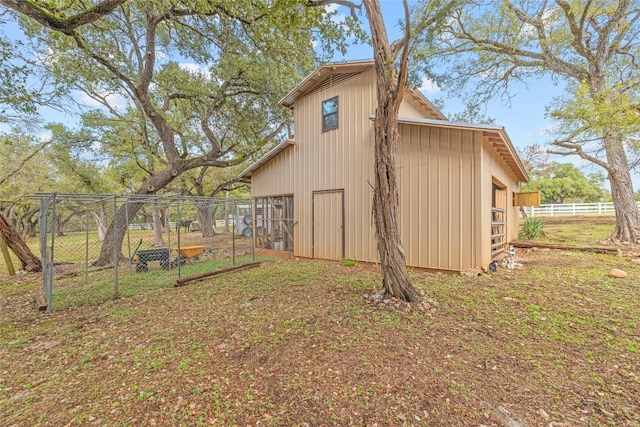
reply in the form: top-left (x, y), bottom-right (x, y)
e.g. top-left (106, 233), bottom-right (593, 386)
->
top-left (173, 245), bottom-right (205, 266)
top-left (131, 239), bottom-right (173, 273)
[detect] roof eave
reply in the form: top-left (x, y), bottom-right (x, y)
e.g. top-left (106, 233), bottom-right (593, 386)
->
top-left (238, 139), bottom-right (295, 180)
top-left (279, 60), bottom-right (374, 109)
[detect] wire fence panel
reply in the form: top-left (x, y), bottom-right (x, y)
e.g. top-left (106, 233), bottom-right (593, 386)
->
top-left (30, 193), bottom-right (256, 311)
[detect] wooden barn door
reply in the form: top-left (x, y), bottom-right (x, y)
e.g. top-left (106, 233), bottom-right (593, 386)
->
top-left (312, 190), bottom-right (344, 260)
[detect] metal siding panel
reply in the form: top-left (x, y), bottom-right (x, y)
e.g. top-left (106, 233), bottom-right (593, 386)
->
top-left (428, 127), bottom-right (439, 267)
top-left (398, 125), bottom-right (409, 263)
top-left (481, 138), bottom-right (520, 249)
top-left (451, 129), bottom-right (462, 270)
top-left (475, 131), bottom-right (488, 268)
top-left (442, 130), bottom-right (451, 268)
top-left (395, 124), bottom-right (480, 272)
top-left (408, 124), bottom-right (423, 267)
top-left (460, 130), bottom-right (476, 269)
top-left (293, 69), bottom-right (377, 261)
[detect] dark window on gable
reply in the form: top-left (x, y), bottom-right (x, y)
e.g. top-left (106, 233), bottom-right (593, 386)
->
top-left (322, 97), bottom-right (338, 132)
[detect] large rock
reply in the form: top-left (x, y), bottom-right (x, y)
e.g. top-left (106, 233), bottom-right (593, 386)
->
top-left (609, 268), bottom-right (627, 278)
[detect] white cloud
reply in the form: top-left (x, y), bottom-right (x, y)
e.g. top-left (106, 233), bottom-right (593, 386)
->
top-left (323, 3), bottom-right (347, 24)
top-left (537, 124), bottom-right (558, 136)
top-left (179, 62), bottom-right (213, 79)
top-left (419, 77), bottom-right (441, 94)
top-left (76, 90), bottom-right (131, 111)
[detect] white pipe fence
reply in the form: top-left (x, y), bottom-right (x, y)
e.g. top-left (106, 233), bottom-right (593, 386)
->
top-left (128, 219), bottom-right (231, 231)
top-left (525, 202), bottom-right (629, 217)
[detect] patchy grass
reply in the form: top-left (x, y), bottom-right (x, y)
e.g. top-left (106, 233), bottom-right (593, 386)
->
top-left (0, 230), bottom-right (253, 274)
top-left (522, 215), bottom-right (617, 246)
top-left (1, 243), bottom-right (639, 426)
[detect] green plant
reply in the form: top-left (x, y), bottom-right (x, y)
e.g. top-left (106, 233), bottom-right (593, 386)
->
top-left (520, 218), bottom-right (546, 239)
top-left (340, 258), bottom-right (356, 267)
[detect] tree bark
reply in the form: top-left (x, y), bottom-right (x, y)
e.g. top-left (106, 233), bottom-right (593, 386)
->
top-left (196, 203), bottom-right (214, 238)
top-left (363, 0), bottom-right (418, 302)
top-left (90, 201), bottom-right (108, 242)
top-left (0, 212), bottom-right (41, 272)
top-left (152, 203), bottom-right (165, 247)
top-left (605, 133), bottom-right (640, 242)
top-left (94, 165), bottom-right (184, 265)
top-left (0, 0), bottom-right (128, 35)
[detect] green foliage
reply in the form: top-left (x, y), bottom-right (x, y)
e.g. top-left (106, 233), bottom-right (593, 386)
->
top-left (527, 163), bottom-right (605, 204)
top-left (0, 130), bottom-right (51, 201)
top-left (340, 258), bottom-right (356, 267)
top-left (418, 1), bottom-right (640, 228)
top-left (446, 101), bottom-right (496, 124)
top-left (520, 218), bottom-right (546, 240)
top-left (9, 0), bottom-right (362, 201)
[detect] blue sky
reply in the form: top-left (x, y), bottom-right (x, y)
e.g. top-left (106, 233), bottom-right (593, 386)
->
top-left (1, 1), bottom-right (623, 189)
top-left (328, 1), bottom-right (563, 154)
top-left (325, 1), bottom-right (638, 191)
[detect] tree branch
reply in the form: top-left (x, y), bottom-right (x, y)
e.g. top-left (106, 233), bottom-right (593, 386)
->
top-left (0, 0), bottom-right (127, 34)
top-left (0, 139), bottom-right (51, 187)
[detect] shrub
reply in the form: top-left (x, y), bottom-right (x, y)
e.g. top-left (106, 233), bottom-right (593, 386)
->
top-left (520, 218), bottom-right (546, 240)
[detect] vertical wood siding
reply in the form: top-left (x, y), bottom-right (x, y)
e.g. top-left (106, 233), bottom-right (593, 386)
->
top-left (251, 68), bottom-right (522, 271)
top-left (397, 124), bottom-right (479, 271)
top-left (252, 69), bottom-right (377, 260)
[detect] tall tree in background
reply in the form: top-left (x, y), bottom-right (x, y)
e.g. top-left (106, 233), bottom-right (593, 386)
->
top-left (9, 0), bottom-right (355, 266)
top-left (423, 0), bottom-right (640, 242)
top-left (529, 163), bottom-right (606, 204)
top-left (0, 131), bottom-right (48, 271)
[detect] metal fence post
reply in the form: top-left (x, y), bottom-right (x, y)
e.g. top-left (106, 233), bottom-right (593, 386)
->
top-left (85, 207), bottom-right (89, 286)
top-left (113, 196), bottom-right (119, 299)
top-left (177, 197), bottom-right (182, 279)
top-left (125, 202), bottom-right (132, 274)
top-left (209, 201), bottom-right (215, 260)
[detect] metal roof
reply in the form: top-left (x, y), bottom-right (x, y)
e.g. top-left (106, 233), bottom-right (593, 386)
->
top-left (279, 60), bottom-right (446, 120)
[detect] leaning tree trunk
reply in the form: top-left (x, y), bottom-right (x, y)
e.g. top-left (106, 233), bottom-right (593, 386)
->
top-left (94, 167), bottom-right (184, 266)
top-left (96, 200), bottom-right (144, 266)
top-left (364, 0), bottom-right (418, 302)
top-left (0, 212), bottom-right (41, 272)
top-left (605, 134), bottom-right (640, 242)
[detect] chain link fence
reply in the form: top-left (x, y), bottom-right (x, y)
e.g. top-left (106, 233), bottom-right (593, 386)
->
top-left (32, 193), bottom-right (259, 311)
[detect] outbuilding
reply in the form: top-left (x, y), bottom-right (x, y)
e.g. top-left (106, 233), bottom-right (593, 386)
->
top-left (240, 60), bottom-right (530, 272)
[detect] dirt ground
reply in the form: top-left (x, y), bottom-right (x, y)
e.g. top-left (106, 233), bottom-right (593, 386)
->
top-left (1, 227), bottom-right (639, 426)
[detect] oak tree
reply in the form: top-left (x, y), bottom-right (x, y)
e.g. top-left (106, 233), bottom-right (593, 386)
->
top-left (423, 0), bottom-right (640, 242)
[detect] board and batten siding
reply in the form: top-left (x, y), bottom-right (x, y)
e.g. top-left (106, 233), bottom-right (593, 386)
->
top-left (397, 123), bottom-right (481, 271)
top-left (250, 66), bottom-right (523, 271)
top-left (252, 68), bottom-right (379, 261)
